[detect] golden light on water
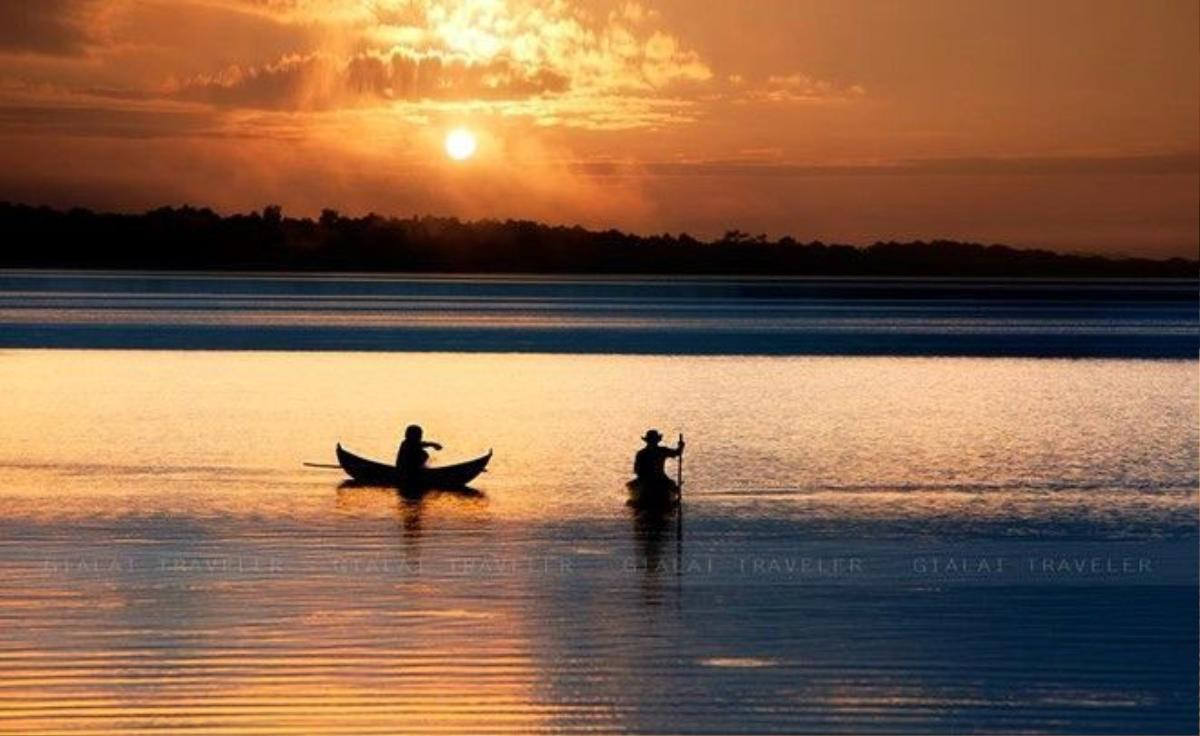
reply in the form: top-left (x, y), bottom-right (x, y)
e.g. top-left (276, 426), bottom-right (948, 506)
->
top-left (0, 349), bottom-right (1194, 732)
top-left (445, 129), bottom-right (477, 161)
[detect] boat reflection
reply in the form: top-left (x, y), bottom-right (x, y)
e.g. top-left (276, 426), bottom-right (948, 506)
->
top-left (335, 482), bottom-right (488, 559)
top-left (336, 479), bottom-right (484, 499)
top-left (628, 499), bottom-right (682, 606)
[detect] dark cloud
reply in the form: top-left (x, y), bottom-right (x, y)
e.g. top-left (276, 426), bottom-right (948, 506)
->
top-left (893, 153), bottom-right (1200, 177)
top-left (0, 0), bottom-right (94, 55)
top-left (0, 104), bottom-right (220, 139)
top-left (179, 50), bottom-right (571, 110)
top-left (575, 153), bottom-right (1200, 178)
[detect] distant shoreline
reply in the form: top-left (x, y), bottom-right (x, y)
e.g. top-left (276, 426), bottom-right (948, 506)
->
top-left (2, 267), bottom-right (1198, 286)
top-left (2, 202), bottom-right (1196, 278)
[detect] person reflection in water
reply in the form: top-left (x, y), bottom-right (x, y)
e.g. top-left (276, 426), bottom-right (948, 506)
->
top-left (396, 424), bottom-right (442, 474)
top-left (634, 429), bottom-right (684, 485)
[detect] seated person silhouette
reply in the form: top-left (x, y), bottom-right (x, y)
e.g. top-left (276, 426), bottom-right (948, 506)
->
top-left (396, 424), bottom-right (442, 475)
top-left (633, 429), bottom-right (684, 487)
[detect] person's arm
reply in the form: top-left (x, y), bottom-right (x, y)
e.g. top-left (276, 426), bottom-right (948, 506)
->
top-left (665, 440), bottom-right (685, 458)
top-left (423, 441), bottom-right (443, 450)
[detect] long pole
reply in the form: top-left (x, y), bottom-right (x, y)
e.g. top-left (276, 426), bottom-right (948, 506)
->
top-left (676, 433), bottom-right (684, 491)
top-left (676, 433), bottom-right (684, 541)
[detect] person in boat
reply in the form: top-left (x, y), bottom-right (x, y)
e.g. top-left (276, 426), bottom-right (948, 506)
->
top-left (396, 424), bottom-right (442, 474)
top-left (633, 429), bottom-right (684, 487)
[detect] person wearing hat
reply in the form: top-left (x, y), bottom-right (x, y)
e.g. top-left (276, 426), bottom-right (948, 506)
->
top-left (633, 429), bottom-right (685, 486)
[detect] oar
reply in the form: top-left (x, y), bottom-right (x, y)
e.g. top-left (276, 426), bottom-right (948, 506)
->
top-left (303, 462), bottom-right (341, 469)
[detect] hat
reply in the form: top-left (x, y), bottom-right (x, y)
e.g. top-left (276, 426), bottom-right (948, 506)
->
top-left (642, 429), bottom-right (663, 443)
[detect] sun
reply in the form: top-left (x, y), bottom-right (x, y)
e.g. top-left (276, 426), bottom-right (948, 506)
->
top-left (444, 128), bottom-right (477, 161)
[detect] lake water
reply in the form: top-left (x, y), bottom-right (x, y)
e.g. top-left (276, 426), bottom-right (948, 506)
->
top-left (0, 272), bottom-right (1196, 734)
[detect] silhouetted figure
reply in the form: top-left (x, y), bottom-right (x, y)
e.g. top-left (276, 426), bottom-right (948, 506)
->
top-left (634, 429), bottom-right (684, 485)
top-left (396, 424), bottom-right (442, 474)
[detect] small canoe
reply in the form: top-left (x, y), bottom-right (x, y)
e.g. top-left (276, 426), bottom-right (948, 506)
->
top-left (336, 444), bottom-right (491, 489)
top-left (626, 477), bottom-right (679, 510)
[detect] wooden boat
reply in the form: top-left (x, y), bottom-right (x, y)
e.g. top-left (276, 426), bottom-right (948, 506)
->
top-left (336, 444), bottom-right (491, 489)
top-left (626, 477), bottom-right (679, 510)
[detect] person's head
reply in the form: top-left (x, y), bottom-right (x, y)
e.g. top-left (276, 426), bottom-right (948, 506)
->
top-left (405, 424), bottom-right (423, 441)
top-left (642, 429), bottom-right (663, 446)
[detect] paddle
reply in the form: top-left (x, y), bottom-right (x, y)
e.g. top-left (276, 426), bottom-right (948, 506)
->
top-left (303, 462), bottom-right (341, 469)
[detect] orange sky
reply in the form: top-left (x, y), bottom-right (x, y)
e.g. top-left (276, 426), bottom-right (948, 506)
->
top-left (0, 0), bottom-right (1196, 256)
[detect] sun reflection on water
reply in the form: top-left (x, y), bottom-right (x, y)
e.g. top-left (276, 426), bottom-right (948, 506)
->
top-left (0, 350), bottom-right (1194, 733)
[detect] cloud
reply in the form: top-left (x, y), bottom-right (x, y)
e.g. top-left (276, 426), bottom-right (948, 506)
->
top-left (0, 103), bottom-right (220, 139)
top-left (0, 0), bottom-right (857, 133)
top-left (170, 0), bottom-right (713, 125)
top-left (177, 48), bottom-right (571, 110)
top-left (0, 0), bottom-right (99, 56)
top-left (738, 73), bottom-right (865, 104)
top-left (572, 152), bottom-right (1200, 178)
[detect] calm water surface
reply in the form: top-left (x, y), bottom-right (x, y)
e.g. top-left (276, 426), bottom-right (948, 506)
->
top-left (0, 273), bottom-right (1196, 734)
top-left (0, 271), bottom-right (1195, 356)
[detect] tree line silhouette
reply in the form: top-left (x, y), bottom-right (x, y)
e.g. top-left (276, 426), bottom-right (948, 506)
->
top-left (1, 202), bottom-right (1194, 277)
